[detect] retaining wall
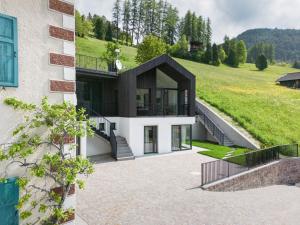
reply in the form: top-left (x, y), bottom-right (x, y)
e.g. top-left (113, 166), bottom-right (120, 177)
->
top-left (203, 158), bottom-right (300, 192)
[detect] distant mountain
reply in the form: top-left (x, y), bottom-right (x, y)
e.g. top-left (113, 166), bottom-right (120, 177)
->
top-left (236, 28), bottom-right (300, 62)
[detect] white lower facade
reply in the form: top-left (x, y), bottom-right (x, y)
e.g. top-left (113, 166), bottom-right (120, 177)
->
top-left (84, 116), bottom-right (196, 157)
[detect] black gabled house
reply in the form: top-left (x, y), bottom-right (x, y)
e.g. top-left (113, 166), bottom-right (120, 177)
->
top-left (76, 54), bottom-right (195, 118)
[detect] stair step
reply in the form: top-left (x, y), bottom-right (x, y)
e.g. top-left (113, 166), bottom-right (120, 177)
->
top-left (116, 155), bottom-right (135, 161)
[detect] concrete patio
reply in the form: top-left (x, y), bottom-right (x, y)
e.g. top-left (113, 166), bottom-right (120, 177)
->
top-left (77, 148), bottom-right (300, 225)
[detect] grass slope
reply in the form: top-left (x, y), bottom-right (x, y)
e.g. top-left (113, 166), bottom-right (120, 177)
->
top-left (76, 37), bottom-right (300, 146)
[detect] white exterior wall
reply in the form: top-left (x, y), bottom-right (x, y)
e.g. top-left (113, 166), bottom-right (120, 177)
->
top-left (107, 117), bottom-right (195, 157)
top-left (0, 0), bottom-right (63, 142)
top-left (0, 1), bottom-right (76, 224)
top-left (86, 135), bottom-right (111, 157)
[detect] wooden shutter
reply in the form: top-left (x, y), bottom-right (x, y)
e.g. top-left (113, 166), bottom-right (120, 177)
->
top-left (0, 177), bottom-right (19, 225)
top-left (0, 13), bottom-right (18, 87)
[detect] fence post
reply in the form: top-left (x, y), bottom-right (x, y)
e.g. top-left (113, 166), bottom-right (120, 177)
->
top-left (201, 163), bottom-right (204, 186)
top-left (297, 144), bottom-right (299, 157)
top-left (227, 161), bottom-right (230, 177)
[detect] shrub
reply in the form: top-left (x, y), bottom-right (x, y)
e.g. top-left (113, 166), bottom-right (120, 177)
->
top-left (135, 35), bottom-right (167, 64)
top-left (256, 54), bottom-right (268, 71)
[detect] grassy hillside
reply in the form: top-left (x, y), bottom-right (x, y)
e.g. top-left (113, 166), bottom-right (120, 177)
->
top-left (76, 37), bottom-right (300, 147)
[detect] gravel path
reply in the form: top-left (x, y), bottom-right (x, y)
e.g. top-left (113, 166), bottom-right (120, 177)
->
top-left (77, 148), bottom-right (300, 225)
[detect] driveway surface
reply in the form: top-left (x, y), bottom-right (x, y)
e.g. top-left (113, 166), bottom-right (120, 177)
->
top-left (77, 148), bottom-right (300, 225)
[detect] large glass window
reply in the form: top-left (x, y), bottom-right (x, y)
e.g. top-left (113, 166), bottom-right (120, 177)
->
top-left (156, 89), bottom-right (178, 115)
top-left (144, 126), bottom-right (158, 154)
top-left (137, 89), bottom-right (151, 116)
top-left (172, 125), bottom-right (192, 151)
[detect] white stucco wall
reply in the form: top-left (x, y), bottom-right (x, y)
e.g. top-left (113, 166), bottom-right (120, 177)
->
top-left (107, 117), bottom-right (195, 157)
top-left (86, 135), bottom-right (111, 157)
top-left (0, 0), bottom-right (64, 143)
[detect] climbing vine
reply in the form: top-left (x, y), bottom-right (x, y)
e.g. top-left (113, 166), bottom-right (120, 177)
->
top-left (0, 97), bottom-right (94, 224)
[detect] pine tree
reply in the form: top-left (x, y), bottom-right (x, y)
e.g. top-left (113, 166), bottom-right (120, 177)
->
top-left (202, 43), bottom-right (212, 64)
top-left (227, 49), bottom-right (239, 68)
top-left (163, 5), bottom-right (179, 45)
top-left (122, 0), bottom-right (131, 45)
top-left (197, 16), bottom-right (204, 44)
top-left (191, 13), bottom-right (198, 42)
top-left (112, 0), bottom-right (122, 41)
top-left (136, 0), bottom-right (145, 44)
top-left (130, 0), bottom-right (139, 46)
top-left (205, 18), bottom-right (212, 46)
top-left (236, 40), bottom-right (247, 64)
top-left (105, 22), bottom-right (113, 41)
top-left (94, 17), bottom-right (107, 40)
top-left (212, 43), bottom-right (220, 66)
top-left (223, 35), bottom-right (230, 56)
top-left (183, 10), bottom-right (192, 41)
top-left (218, 46), bottom-right (226, 63)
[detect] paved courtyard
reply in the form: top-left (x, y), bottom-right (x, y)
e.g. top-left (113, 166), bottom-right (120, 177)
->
top-left (77, 148), bottom-right (300, 225)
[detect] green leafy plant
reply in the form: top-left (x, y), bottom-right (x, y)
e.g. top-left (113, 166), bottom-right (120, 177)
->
top-left (0, 97), bottom-right (94, 224)
top-left (135, 35), bottom-right (167, 64)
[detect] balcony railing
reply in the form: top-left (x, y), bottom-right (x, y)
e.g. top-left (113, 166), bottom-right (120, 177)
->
top-left (76, 54), bottom-right (109, 71)
top-left (137, 104), bottom-right (190, 116)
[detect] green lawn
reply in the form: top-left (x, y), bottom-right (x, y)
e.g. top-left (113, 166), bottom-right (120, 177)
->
top-left (76, 37), bottom-right (300, 147)
top-left (192, 140), bottom-right (248, 159)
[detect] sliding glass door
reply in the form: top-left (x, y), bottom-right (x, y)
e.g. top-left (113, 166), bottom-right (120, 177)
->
top-left (172, 125), bottom-right (192, 151)
top-left (144, 126), bottom-right (158, 154)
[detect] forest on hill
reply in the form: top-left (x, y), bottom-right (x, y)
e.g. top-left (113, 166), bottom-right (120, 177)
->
top-left (237, 28), bottom-right (300, 62)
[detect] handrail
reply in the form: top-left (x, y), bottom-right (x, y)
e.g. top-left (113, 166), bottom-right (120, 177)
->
top-left (80, 106), bottom-right (118, 159)
top-left (76, 54), bottom-right (108, 71)
top-left (195, 103), bottom-right (225, 145)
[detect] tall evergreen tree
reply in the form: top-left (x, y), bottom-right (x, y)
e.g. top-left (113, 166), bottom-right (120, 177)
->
top-left (183, 11), bottom-right (192, 41)
top-left (163, 5), bottom-right (179, 45)
top-left (112, 0), bottom-right (122, 41)
top-left (105, 22), bottom-right (113, 41)
top-left (136, 0), bottom-right (145, 44)
top-left (197, 16), bottom-right (204, 44)
top-left (236, 40), bottom-right (247, 64)
top-left (130, 0), bottom-right (139, 45)
top-left (205, 18), bottom-right (212, 46)
top-left (94, 17), bottom-right (107, 40)
top-left (122, 0), bottom-right (131, 45)
top-left (223, 35), bottom-right (230, 56)
top-left (191, 13), bottom-right (198, 42)
top-left (212, 43), bottom-right (220, 66)
top-left (203, 43), bottom-right (212, 64)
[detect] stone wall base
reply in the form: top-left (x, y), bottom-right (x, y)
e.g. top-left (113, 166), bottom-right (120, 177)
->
top-left (203, 158), bottom-right (300, 192)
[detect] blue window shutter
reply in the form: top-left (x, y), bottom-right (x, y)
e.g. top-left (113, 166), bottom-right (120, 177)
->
top-left (0, 177), bottom-right (19, 225)
top-left (0, 13), bottom-right (18, 87)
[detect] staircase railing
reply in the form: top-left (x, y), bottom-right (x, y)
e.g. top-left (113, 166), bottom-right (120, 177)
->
top-left (81, 106), bottom-right (118, 158)
top-left (110, 128), bottom-right (117, 158)
top-left (195, 102), bottom-right (225, 145)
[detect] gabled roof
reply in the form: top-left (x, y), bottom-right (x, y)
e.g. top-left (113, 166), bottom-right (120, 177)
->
top-left (120, 54), bottom-right (195, 80)
top-left (276, 72), bottom-right (300, 82)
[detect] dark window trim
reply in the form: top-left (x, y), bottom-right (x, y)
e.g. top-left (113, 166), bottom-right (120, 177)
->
top-left (171, 124), bottom-right (192, 151)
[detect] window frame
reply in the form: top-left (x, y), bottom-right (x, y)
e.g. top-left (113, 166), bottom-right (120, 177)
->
top-left (0, 13), bottom-right (18, 87)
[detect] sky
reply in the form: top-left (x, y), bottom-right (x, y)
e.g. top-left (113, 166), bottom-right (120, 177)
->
top-left (76, 0), bottom-right (300, 43)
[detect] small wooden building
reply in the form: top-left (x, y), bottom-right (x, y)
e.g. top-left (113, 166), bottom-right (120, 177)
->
top-left (276, 72), bottom-right (300, 89)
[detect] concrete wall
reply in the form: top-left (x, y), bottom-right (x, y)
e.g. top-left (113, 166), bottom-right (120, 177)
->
top-left (86, 135), bottom-right (111, 157)
top-left (204, 158), bottom-right (300, 192)
top-left (107, 116), bottom-right (196, 157)
top-left (192, 117), bottom-right (218, 143)
top-left (196, 99), bottom-right (259, 149)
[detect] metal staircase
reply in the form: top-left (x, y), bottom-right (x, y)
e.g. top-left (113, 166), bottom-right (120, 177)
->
top-left (195, 102), bottom-right (234, 147)
top-left (89, 110), bottom-right (134, 160)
